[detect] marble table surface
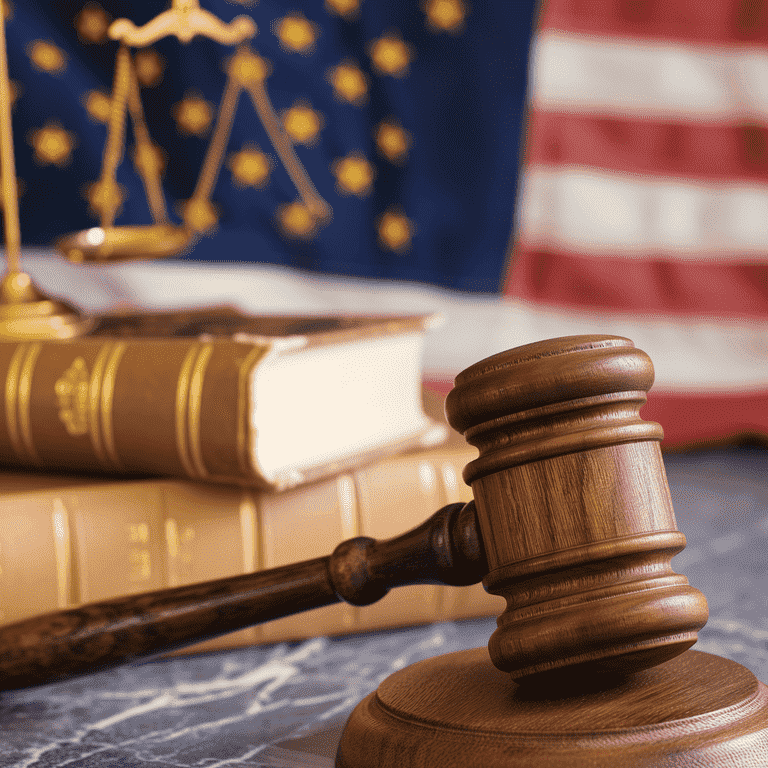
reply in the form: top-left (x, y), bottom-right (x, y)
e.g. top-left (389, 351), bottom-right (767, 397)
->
top-left (2, 447), bottom-right (768, 767)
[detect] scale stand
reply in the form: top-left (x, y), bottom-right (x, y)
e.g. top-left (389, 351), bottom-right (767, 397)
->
top-left (56, 0), bottom-right (331, 264)
top-left (0, 5), bottom-right (92, 339)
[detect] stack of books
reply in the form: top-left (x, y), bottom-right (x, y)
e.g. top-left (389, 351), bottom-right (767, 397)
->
top-left (0, 307), bottom-right (501, 655)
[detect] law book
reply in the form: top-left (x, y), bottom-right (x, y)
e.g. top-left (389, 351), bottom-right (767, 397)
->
top-left (0, 307), bottom-right (444, 490)
top-left (0, 443), bottom-right (503, 655)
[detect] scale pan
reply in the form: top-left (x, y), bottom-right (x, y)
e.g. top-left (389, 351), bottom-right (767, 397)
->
top-left (56, 224), bottom-right (194, 263)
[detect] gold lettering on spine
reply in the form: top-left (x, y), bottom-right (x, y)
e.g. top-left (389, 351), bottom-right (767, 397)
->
top-left (52, 499), bottom-right (73, 608)
top-left (5, 343), bottom-right (26, 460)
top-left (187, 343), bottom-right (214, 478)
top-left (176, 344), bottom-right (201, 478)
top-left (18, 342), bottom-right (42, 463)
top-left (99, 341), bottom-right (127, 469)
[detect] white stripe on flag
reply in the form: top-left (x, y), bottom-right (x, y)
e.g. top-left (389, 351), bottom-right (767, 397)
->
top-left (532, 31), bottom-right (768, 121)
top-left (519, 165), bottom-right (768, 260)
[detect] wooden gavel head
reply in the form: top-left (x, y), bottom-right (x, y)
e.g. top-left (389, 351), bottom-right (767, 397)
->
top-left (445, 334), bottom-right (709, 683)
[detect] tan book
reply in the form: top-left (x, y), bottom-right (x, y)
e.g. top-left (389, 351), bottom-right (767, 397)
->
top-left (0, 307), bottom-right (444, 490)
top-left (0, 444), bottom-right (503, 654)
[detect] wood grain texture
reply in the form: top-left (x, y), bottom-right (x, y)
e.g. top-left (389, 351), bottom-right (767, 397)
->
top-left (337, 649), bottom-right (768, 767)
top-left (0, 500), bottom-right (484, 689)
top-left (445, 335), bottom-right (708, 682)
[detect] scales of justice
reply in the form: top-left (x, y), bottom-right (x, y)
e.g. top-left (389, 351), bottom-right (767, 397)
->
top-left (2, 5), bottom-right (768, 767)
top-left (0, 0), bottom-right (329, 341)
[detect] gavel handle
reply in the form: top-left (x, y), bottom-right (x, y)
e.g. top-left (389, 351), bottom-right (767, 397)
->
top-left (0, 501), bottom-right (484, 690)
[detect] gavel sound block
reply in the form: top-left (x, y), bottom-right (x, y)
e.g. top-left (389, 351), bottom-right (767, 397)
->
top-left (0, 336), bottom-right (766, 766)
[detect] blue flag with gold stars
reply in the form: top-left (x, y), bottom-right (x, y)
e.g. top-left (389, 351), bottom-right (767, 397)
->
top-left (3, 1), bottom-right (537, 292)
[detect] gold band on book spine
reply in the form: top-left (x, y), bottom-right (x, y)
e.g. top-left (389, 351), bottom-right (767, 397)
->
top-left (51, 499), bottom-right (73, 608)
top-left (5, 342), bottom-right (42, 464)
top-left (88, 340), bottom-right (127, 470)
top-left (175, 342), bottom-right (214, 479)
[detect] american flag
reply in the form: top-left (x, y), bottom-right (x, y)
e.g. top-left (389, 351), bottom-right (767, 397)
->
top-left (506, 0), bottom-right (768, 447)
top-left (3, 0), bottom-right (768, 447)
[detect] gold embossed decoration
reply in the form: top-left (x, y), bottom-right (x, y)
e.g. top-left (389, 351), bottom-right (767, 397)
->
top-left (54, 357), bottom-right (90, 436)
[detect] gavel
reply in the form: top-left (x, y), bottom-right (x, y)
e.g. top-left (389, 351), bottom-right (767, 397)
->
top-left (1, 336), bottom-right (766, 766)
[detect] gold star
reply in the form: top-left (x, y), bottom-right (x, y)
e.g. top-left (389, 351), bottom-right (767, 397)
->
top-left (378, 209), bottom-right (413, 252)
top-left (75, 3), bottom-right (111, 43)
top-left (424, 0), bottom-right (467, 33)
top-left (369, 33), bottom-right (413, 77)
top-left (173, 95), bottom-right (213, 136)
top-left (85, 179), bottom-right (125, 217)
top-left (132, 143), bottom-right (166, 178)
top-left (83, 90), bottom-right (111, 123)
top-left (277, 201), bottom-right (319, 239)
top-left (28, 40), bottom-right (67, 74)
top-left (183, 198), bottom-right (219, 232)
top-left (325, 0), bottom-right (361, 18)
top-left (283, 102), bottom-right (323, 145)
top-left (28, 123), bottom-right (75, 166)
top-left (374, 119), bottom-right (410, 163)
top-left (332, 153), bottom-right (374, 197)
top-left (228, 48), bottom-right (271, 87)
top-left (134, 48), bottom-right (165, 87)
top-left (228, 146), bottom-right (271, 188)
top-left (274, 14), bottom-right (318, 55)
top-left (328, 62), bottom-right (368, 105)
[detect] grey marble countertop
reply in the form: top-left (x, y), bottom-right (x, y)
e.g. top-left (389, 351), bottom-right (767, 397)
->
top-left (2, 447), bottom-right (768, 767)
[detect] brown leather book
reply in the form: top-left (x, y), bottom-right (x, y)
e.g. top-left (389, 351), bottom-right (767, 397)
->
top-left (0, 444), bottom-right (503, 654)
top-left (0, 307), bottom-right (444, 489)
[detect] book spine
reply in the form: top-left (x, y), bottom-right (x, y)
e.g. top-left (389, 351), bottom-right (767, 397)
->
top-left (0, 339), bottom-right (269, 484)
top-left (0, 448), bottom-right (502, 652)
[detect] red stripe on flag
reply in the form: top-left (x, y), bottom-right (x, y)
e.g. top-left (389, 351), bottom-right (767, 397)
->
top-left (506, 246), bottom-right (768, 319)
top-left (643, 388), bottom-right (768, 447)
top-left (527, 110), bottom-right (768, 184)
top-left (540, 0), bottom-right (768, 47)
top-left (425, 380), bottom-right (768, 449)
